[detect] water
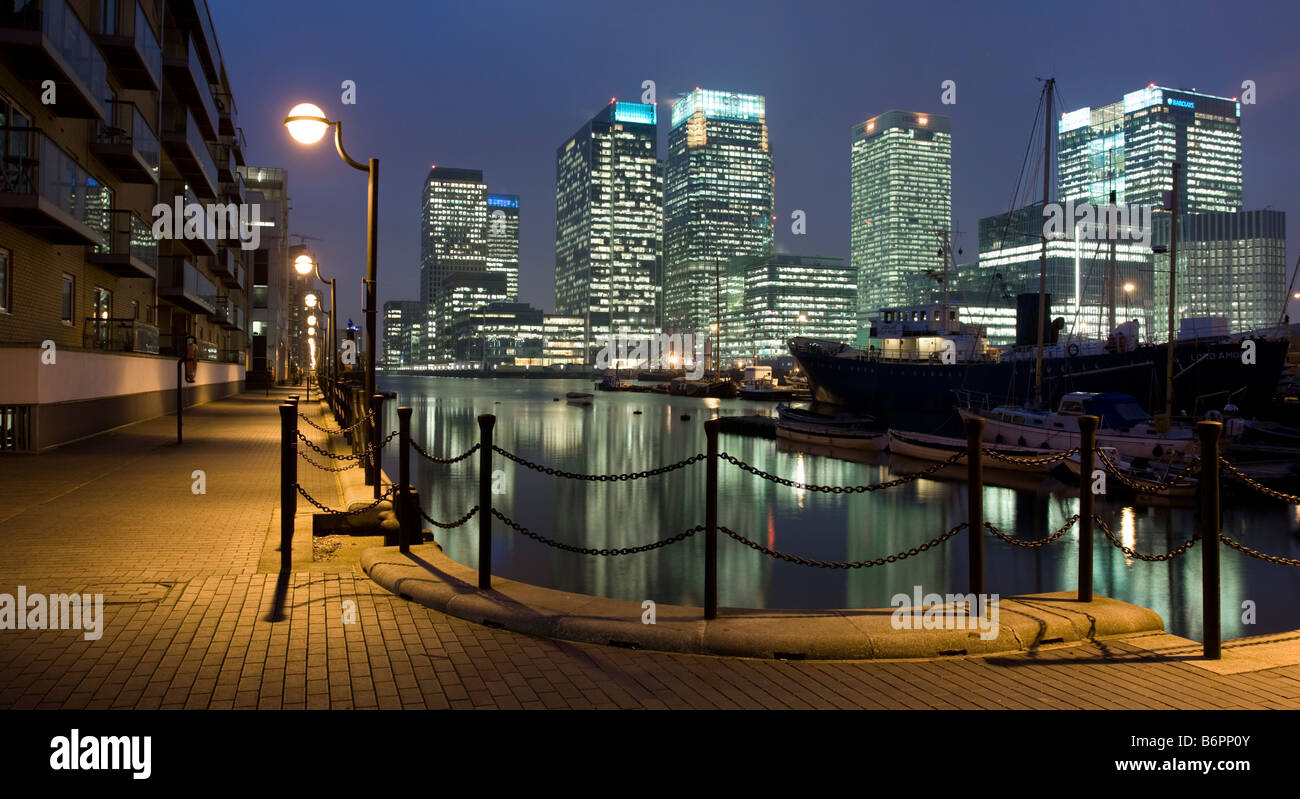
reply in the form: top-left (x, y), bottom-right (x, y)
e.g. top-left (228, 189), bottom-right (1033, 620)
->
top-left (379, 376), bottom-right (1300, 641)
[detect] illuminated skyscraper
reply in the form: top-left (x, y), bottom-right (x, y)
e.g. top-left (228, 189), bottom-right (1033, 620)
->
top-left (1057, 86), bottom-right (1242, 212)
top-left (849, 110), bottom-right (952, 340)
top-left (664, 89), bottom-right (773, 333)
top-left (419, 167), bottom-right (488, 361)
top-left (555, 100), bottom-right (662, 357)
top-left (486, 194), bottom-right (520, 302)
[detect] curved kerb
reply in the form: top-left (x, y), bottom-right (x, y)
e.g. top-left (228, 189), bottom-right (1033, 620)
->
top-left (360, 544), bottom-right (1165, 660)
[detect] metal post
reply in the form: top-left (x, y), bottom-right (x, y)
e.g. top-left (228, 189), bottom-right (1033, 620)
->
top-left (398, 406), bottom-right (412, 552)
top-left (477, 414), bottom-right (495, 590)
top-left (176, 358), bottom-right (183, 444)
top-left (371, 394), bottom-right (384, 499)
top-left (1199, 421), bottom-right (1222, 659)
top-left (966, 416), bottom-right (985, 596)
top-left (705, 418), bottom-right (720, 620)
top-left (364, 159), bottom-right (379, 409)
top-left (1077, 415), bottom-right (1098, 602)
top-left (279, 403), bottom-right (296, 572)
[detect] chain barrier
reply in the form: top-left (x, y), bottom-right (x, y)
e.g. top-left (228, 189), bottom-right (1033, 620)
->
top-left (295, 429), bottom-right (399, 461)
top-left (1218, 457), bottom-right (1300, 504)
top-left (1093, 515), bottom-right (1198, 562)
top-left (983, 514), bottom-right (1079, 548)
top-left (981, 447), bottom-right (1080, 466)
top-left (411, 440), bottom-right (481, 465)
top-left (298, 448), bottom-right (361, 472)
top-left (419, 505), bottom-right (480, 529)
top-left (492, 446), bottom-right (705, 481)
top-left (1095, 449), bottom-right (1199, 495)
top-left (718, 522), bottom-right (966, 568)
top-left (297, 409), bottom-right (373, 436)
top-left (492, 509), bottom-right (702, 555)
top-left (719, 450), bottom-right (964, 493)
top-left (1218, 533), bottom-right (1300, 567)
top-left (294, 483), bottom-right (395, 516)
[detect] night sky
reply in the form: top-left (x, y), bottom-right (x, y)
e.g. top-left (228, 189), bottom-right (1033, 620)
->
top-left (210, 0), bottom-right (1300, 325)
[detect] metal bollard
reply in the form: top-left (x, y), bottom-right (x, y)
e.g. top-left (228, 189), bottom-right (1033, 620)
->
top-left (478, 414), bottom-right (495, 590)
top-left (279, 403), bottom-right (297, 572)
top-left (370, 394), bottom-right (385, 499)
top-left (397, 406), bottom-right (413, 552)
top-left (1077, 415), bottom-right (1098, 602)
top-left (965, 416), bottom-right (985, 596)
top-left (1199, 421), bottom-right (1223, 659)
top-left (704, 418), bottom-right (720, 620)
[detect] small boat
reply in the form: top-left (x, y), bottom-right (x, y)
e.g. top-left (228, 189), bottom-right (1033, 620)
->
top-left (1058, 450), bottom-right (1198, 503)
top-left (886, 429), bottom-right (1063, 473)
top-left (776, 403), bottom-right (887, 450)
top-left (668, 378), bottom-right (739, 398)
top-left (565, 391), bottom-right (593, 407)
top-left (738, 366), bottom-right (796, 400)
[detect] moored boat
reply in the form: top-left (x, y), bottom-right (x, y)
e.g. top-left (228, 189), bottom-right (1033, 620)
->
top-left (776, 403), bottom-right (887, 450)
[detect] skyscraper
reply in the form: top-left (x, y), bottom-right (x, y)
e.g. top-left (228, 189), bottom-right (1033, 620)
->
top-left (850, 111), bottom-right (952, 340)
top-left (1058, 86), bottom-right (1242, 212)
top-left (419, 167), bottom-right (488, 361)
top-left (555, 100), bottom-right (662, 357)
top-left (486, 194), bottom-right (520, 302)
top-left (664, 89), bottom-right (773, 333)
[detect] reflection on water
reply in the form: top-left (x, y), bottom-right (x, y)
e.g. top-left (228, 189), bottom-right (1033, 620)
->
top-left (380, 376), bottom-right (1300, 641)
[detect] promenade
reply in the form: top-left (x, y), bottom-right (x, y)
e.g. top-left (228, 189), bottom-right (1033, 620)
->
top-left (0, 390), bottom-right (1298, 710)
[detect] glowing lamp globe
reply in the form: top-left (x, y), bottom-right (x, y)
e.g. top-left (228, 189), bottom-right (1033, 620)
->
top-left (294, 254), bottom-right (316, 275)
top-left (304, 293), bottom-right (318, 308)
top-left (308, 327), bottom-right (316, 336)
top-left (307, 315), bottom-right (318, 326)
top-left (284, 103), bottom-right (329, 144)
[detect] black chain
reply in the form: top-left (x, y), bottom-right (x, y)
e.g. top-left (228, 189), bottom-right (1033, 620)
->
top-left (493, 446), bottom-right (705, 481)
top-left (296, 429), bottom-right (398, 461)
top-left (492, 509), bottom-right (702, 554)
top-left (294, 483), bottom-right (395, 516)
top-left (411, 440), bottom-right (481, 464)
top-left (297, 409), bottom-right (373, 435)
top-left (1218, 457), bottom-right (1300, 504)
top-left (718, 522), bottom-right (966, 568)
top-left (719, 451), bottom-right (963, 492)
top-left (1095, 449), bottom-right (1200, 494)
top-left (1094, 515), bottom-right (1198, 561)
top-left (420, 505), bottom-right (480, 529)
top-left (1218, 533), bottom-right (1300, 567)
top-left (981, 447), bottom-right (1080, 466)
top-left (298, 448), bottom-right (361, 472)
top-left (983, 515), bottom-right (1079, 548)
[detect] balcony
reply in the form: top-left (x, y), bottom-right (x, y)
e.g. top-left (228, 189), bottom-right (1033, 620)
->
top-left (158, 256), bottom-right (216, 314)
top-left (0, 126), bottom-right (109, 244)
top-left (160, 104), bottom-right (217, 198)
top-left (87, 209), bottom-right (157, 278)
top-left (170, 0), bottom-right (220, 83)
top-left (212, 244), bottom-right (241, 286)
top-left (212, 138), bottom-right (235, 183)
top-left (90, 100), bottom-right (159, 184)
top-left (162, 33), bottom-right (218, 139)
top-left (210, 294), bottom-right (236, 329)
top-left (93, 0), bottom-right (161, 91)
top-left (230, 127), bottom-right (246, 167)
top-left (214, 90), bottom-right (237, 137)
top-left (158, 181), bottom-right (218, 257)
top-left (81, 317), bottom-right (160, 354)
top-left (219, 171), bottom-right (245, 205)
top-left (0, 0), bottom-right (108, 120)
top-left (160, 334), bottom-right (217, 360)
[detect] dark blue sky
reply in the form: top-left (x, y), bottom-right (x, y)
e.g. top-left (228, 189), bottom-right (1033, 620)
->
top-left (212, 0), bottom-right (1300, 323)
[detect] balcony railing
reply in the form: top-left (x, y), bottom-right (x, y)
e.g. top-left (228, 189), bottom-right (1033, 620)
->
top-left (160, 334), bottom-right (217, 360)
top-left (163, 32), bottom-right (218, 138)
top-left (88, 209), bottom-right (157, 278)
top-left (81, 316), bottom-right (159, 354)
top-left (0, 0), bottom-right (108, 119)
top-left (95, 0), bottom-right (161, 90)
top-left (91, 99), bottom-right (159, 183)
top-left (158, 256), bottom-right (216, 314)
top-left (0, 125), bottom-right (110, 244)
top-left (160, 104), bottom-right (217, 197)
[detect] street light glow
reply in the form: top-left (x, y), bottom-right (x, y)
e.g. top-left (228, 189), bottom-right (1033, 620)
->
top-left (294, 253), bottom-right (316, 276)
top-left (1124, 283), bottom-right (1136, 293)
top-left (307, 315), bottom-right (317, 326)
top-left (305, 293), bottom-right (318, 308)
top-left (284, 103), bottom-right (329, 144)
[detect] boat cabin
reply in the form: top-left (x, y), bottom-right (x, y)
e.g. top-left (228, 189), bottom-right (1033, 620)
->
top-left (1055, 392), bottom-right (1154, 431)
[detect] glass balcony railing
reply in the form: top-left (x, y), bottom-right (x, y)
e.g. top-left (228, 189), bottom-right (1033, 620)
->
top-left (162, 104), bottom-right (217, 194)
top-left (82, 317), bottom-right (159, 353)
top-left (160, 257), bottom-right (216, 313)
top-left (133, 3), bottom-right (161, 86)
top-left (92, 209), bottom-right (158, 272)
top-left (190, 45), bottom-right (219, 134)
top-left (95, 99), bottom-right (160, 179)
top-left (0, 126), bottom-right (111, 242)
top-left (2, 0), bottom-right (110, 119)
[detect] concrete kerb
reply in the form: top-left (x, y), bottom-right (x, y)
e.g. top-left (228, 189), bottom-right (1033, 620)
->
top-left (318, 400), bottom-right (395, 534)
top-left (361, 543), bottom-right (1167, 660)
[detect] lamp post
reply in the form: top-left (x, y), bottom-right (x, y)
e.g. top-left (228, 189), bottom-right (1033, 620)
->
top-left (284, 103), bottom-right (379, 407)
top-left (295, 254), bottom-right (337, 390)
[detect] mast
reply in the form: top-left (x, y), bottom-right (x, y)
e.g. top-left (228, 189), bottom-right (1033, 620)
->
top-left (1165, 162), bottom-right (1180, 419)
top-left (1033, 78), bottom-right (1054, 409)
top-left (1107, 189), bottom-right (1117, 335)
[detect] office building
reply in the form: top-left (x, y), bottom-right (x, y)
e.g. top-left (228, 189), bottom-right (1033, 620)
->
top-left (664, 89), bottom-right (773, 333)
top-left (719, 254), bottom-right (857, 364)
top-left (419, 166), bottom-right (488, 360)
top-left (383, 300), bottom-right (423, 369)
top-left (555, 100), bottom-right (662, 359)
top-left (486, 194), bottom-right (519, 302)
top-left (240, 165), bottom-right (289, 384)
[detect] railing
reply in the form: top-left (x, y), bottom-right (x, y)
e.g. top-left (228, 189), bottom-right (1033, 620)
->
top-left (95, 99), bottom-right (160, 178)
top-left (158, 257), bottom-right (216, 313)
top-left (101, 0), bottom-right (162, 87)
top-left (160, 103), bottom-right (217, 194)
top-left (2, 0), bottom-right (109, 119)
top-left (0, 126), bottom-right (112, 240)
top-left (81, 316), bottom-right (158, 353)
top-left (91, 208), bottom-right (157, 272)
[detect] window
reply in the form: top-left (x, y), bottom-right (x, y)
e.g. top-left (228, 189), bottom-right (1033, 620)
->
top-left (130, 299), bottom-right (139, 320)
top-left (92, 286), bottom-right (111, 319)
top-left (60, 275), bottom-right (74, 324)
top-left (0, 247), bottom-right (9, 313)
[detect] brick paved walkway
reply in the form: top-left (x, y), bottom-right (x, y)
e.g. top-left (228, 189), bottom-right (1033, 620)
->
top-left (1, 390), bottom-right (1298, 710)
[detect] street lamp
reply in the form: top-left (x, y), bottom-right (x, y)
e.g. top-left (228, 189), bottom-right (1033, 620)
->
top-left (294, 253), bottom-right (338, 392)
top-left (284, 102), bottom-right (380, 408)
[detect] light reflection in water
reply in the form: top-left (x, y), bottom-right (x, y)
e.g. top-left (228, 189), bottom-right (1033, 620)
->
top-left (381, 376), bottom-right (1300, 640)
